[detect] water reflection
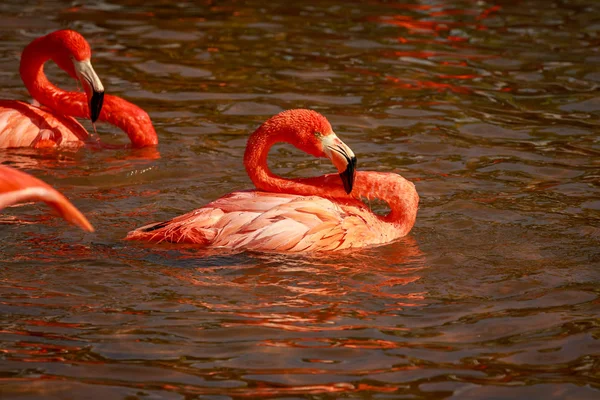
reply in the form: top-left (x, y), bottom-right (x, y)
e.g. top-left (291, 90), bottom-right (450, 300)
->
top-left (1, 235), bottom-right (429, 397)
top-left (162, 236), bottom-right (426, 323)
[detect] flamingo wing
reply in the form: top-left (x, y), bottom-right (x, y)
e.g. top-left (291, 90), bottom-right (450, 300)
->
top-left (0, 165), bottom-right (93, 232)
top-left (0, 101), bottom-right (88, 148)
top-left (126, 191), bottom-right (372, 252)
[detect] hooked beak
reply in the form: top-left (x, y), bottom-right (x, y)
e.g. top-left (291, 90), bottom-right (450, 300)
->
top-left (322, 133), bottom-right (357, 194)
top-left (73, 59), bottom-right (105, 123)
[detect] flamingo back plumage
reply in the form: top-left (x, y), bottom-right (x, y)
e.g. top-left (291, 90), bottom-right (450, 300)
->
top-left (0, 100), bottom-right (87, 148)
top-left (126, 191), bottom-right (402, 253)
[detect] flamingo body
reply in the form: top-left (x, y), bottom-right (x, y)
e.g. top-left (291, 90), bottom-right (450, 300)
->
top-left (127, 110), bottom-right (419, 253)
top-left (0, 101), bottom-right (87, 148)
top-left (127, 172), bottom-right (417, 252)
top-left (0, 165), bottom-right (93, 232)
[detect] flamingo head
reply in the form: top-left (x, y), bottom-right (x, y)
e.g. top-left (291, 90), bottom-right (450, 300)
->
top-left (48, 30), bottom-right (105, 123)
top-left (270, 109), bottom-right (357, 194)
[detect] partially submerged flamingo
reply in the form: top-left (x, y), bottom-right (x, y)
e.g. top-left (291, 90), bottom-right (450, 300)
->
top-left (0, 29), bottom-right (157, 149)
top-left (0, 165), bottom-right (93, 232)
top-left (126, 109), bottom-right (419, 252)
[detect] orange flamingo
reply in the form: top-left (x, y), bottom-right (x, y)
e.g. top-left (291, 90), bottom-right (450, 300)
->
top-left (0, 29), bottom-right (157, 149)
top-left (0, 165), bottom-right (93, 232)
top-left (126, 109), bottom-right (419, 252)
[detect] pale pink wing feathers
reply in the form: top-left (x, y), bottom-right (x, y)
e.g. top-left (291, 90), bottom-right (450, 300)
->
top-left (0, 165), bottom-right (93, 231)
top-left (0, 101), bottom-right (88, 148)
top-left (126, 191), bottom-right (395, 252)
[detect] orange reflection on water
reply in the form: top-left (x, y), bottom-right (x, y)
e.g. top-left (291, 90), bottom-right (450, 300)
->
top-left (1, 341), bottom-right (84, 363)
top-left (158, 382), bottom-right (399, 397)
top-left (373, 2), bottom-right (500, 35)
top-left (1, 145), bottom-right (159, 179)
top-left (386, 75), bottom-right (472, 94)
top-left (477, 5), bottom-right (502, 20)
top-left (160, 237), bottom-right (427, 336)
top-left (387, 50), bottom-right (495, 60)
top-left (372, 2), bottom-right (502, 96)
top-left (22, 320), bottom-right (82, 329)
top-left (375, 15), bottom-right (455, 34)
top-left (0, 378), bottom-right (403, 397)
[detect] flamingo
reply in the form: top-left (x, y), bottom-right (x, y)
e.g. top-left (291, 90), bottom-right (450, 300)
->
top-left (0, 29), bottom-right (157, 149)
top-left (0, 165), bottom-right (93, 232)
top-left (126, 109), bottom-right (419, 253)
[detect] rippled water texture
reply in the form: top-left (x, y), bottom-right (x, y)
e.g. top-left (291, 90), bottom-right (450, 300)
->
top-left (1, 1), bottom-right (599, 398)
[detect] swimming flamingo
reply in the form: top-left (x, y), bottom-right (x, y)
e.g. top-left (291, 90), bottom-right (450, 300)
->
top-left (126, 109), bottom-right (419, 253)
top-left (0, 165), bottom-right (93, 232)
top-left (0, 29), bottom-right (157, 149)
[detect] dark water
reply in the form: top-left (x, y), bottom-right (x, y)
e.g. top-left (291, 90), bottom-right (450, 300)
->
top-left (1, 0), bottom-right (599, 398)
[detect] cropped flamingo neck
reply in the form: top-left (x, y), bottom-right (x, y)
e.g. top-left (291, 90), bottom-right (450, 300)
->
top-left (101, 94), bottom-right (158, 148)
top-left (19, 35), bottom-right (89, 120)
top-left (354, 171), bottom-right (419, 235)
top-left (243, 125), bottom-right (419, 231)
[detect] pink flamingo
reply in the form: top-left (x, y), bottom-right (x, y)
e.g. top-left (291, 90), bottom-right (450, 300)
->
top-left (0, 29), bottom-right (157, 149)
top-left (126, 109), bottom-right (419, 252)
top-left (0, 165), bottom-right (93, 232)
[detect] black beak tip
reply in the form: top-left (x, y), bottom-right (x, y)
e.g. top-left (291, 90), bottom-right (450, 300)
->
top-left (339, 156), bottom-right (357, 194)
top-left (90, 90), bottom-right (105, 123)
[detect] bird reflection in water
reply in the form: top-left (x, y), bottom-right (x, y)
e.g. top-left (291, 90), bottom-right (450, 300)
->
top-left (158, 235), bottom-right (427, 332)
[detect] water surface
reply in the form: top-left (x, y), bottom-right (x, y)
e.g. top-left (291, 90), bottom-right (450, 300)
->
top-left (0, 0), bottom-right (599, 398)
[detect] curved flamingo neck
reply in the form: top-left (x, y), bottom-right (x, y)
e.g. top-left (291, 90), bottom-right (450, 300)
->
top-left (243, 125), bottom-right (419, 231)
top-left (19, 35), bottom-right (89, 120)
top-left (100, 94), bottom-right (158, 147)
top-left (354, 171), bottom-right (419, 235)
top-left (244, 124), bottom-right (346, 199)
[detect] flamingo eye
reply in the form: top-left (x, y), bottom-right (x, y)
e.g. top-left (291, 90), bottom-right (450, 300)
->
top-left (314, 131), bottom-right (322, 138)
